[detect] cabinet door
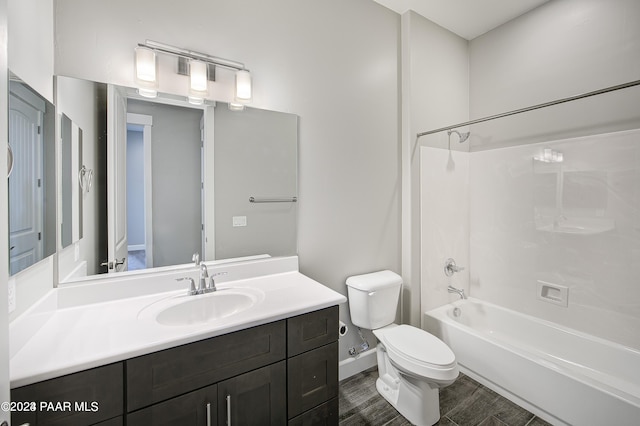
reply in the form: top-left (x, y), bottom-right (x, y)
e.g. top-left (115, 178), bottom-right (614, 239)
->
top-left (218, 361), bottom-right (286, 426)
top-left (127, 383), bottom-right (217, 426)
top-left (11, 363), bottom-right (123, 426)
top-left (287, 342), bottom-right (338, 419)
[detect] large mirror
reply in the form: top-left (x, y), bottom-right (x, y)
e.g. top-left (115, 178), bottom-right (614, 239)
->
top-left (57, 76), bottom-right (298, 282)
top-left (8, 72), bottom-right (56, 276)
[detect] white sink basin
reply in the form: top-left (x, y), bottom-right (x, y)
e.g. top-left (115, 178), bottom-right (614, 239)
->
top-left (138, 287), bottom-right (264, 326)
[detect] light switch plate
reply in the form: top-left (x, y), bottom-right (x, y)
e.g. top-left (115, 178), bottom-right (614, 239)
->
top-left (232, 216), bottom-right (247, 227)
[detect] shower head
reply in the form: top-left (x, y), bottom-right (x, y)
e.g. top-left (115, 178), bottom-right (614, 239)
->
top-left (447, 129), bottom-right (470, 143)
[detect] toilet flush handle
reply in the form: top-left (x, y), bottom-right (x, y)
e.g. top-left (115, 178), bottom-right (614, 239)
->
top-left (368, 291), bottom-right (376, 297)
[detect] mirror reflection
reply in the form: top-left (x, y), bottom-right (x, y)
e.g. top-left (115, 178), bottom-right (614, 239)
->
top-left (61, 113), bottom-right (85, 248)
top-left (57, 77), bottom-right (298, 281)
top-left (8, 72), bottom-right (56, 276)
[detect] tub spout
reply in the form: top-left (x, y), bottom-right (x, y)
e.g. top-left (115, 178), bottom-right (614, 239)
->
top-left (447, 285), bottom-right (467, 300)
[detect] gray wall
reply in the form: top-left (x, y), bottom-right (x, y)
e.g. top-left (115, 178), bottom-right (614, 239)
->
top-left (127, 100), bottom-right (203, 267)
top-left (214, 104), bottom-right (297, 259)
top-left (468, 0), bottom-right (640, 151)
top-left (56, 76), bottom-right (107, 279)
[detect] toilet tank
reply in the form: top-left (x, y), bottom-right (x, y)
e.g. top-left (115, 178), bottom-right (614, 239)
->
top-left (346, 270), bottom-right (402, 330)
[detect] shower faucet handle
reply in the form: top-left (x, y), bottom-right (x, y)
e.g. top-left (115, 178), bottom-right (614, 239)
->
top-left (444, 258), bottom-right (465, 277)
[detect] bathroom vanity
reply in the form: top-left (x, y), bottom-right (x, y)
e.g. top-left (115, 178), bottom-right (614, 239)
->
top-left (9, 256), bottom-right (345, 425)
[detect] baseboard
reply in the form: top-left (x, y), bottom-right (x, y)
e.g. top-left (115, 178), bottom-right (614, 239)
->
top-left (338, 348), bottom-right (377, 381)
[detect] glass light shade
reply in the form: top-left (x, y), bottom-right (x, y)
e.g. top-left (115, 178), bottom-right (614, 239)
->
top-left (190, 60), bottom-right (208, 93)
top-left (135, 47), bottom-right (157, 83)
top-left (228, 102), bottom-right (245, 111)
top-left (188, 95), bottom-right (205, 105)
top-left (235, 70), bottom-right (252, 102)
top-left (137, 88), bottom-right (158, 98)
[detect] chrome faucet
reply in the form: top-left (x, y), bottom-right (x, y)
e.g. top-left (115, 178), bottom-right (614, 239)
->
top-left (447, 285), bottom-right (467, 300)
top-left (177, 261), bottom-right (227, 296)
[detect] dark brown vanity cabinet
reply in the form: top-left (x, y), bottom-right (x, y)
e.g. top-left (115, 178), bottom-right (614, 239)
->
top-left (11, 305), bottom-right (339, 426)
top-left (287, 306), bottom-right (339, 425)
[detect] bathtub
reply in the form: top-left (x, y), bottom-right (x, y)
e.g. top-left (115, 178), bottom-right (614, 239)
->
top-left (424, 298), bottom-right (640, 426)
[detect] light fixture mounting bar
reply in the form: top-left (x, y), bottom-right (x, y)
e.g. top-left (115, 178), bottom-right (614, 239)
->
top-left (140, 40), bottom-right (247, 72)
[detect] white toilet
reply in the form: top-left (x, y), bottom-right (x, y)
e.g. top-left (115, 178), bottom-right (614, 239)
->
top-left (346, 270), bottom-right (458, 426)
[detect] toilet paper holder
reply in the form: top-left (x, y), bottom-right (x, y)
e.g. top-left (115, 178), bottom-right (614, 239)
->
top-left (339, 320), bottom-right (348, 337)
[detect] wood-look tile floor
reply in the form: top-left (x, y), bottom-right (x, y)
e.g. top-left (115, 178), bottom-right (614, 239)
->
top-left (339, 368), bottom-right (552, 426)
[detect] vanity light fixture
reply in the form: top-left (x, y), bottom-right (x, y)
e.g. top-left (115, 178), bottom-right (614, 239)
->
top-left (135, 40), bottom-right (252, 104)
top-left (134, 46), bottom-right (158, 98)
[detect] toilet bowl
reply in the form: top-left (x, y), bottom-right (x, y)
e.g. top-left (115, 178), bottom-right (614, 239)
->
top-left (346, 271), bottom-right (459, 426)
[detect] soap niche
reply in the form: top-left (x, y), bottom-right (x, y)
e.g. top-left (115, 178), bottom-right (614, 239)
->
top-left (537, 280), bottom-right (569, 307)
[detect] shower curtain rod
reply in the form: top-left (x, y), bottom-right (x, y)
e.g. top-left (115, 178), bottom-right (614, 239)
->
top-left (416, 78), bottom-right (640, 139)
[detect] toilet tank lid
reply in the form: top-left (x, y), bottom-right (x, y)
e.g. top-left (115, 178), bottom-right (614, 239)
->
top-left (346, 270), bottom-right (402, 291)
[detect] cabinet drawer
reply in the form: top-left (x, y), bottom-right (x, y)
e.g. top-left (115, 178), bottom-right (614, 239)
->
top-left (288, 398), bottom-right (338, 426)
top-left (127, 320), bottom-right (286, 411)
top-left (287, 342), bottom-right (338, 419)
top-left (127, 384), bottom-right (217, 426)
top-left (11, 362), bottom-right (123, 426)
top-left (287, 306), bottom-right (339, 357)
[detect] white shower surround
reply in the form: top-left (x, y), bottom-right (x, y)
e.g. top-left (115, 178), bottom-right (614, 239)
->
top-left (469, 129), bottom-right (640, 350)
top-left (421, 127), bottom-right (640, 421)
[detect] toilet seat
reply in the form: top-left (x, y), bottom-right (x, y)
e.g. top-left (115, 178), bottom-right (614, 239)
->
top-left (374, 324), bottom-right (458, 383)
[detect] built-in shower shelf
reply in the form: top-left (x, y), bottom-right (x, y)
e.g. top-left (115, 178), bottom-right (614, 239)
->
top-left (536, 217), bottom-right (615, 235)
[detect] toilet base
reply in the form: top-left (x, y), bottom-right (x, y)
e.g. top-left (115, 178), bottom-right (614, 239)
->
top-left (376, 345), bottom-right (442, 426)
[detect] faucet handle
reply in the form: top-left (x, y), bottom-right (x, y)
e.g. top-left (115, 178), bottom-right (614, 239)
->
top-left (207, 272), bottom-right (228, 291)
top-left (177, 277), bottom-right (197, 295)
top-left (444, 258), bottom-right (465, 276)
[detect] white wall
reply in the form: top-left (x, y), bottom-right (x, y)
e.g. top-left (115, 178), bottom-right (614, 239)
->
top-left (8, 0), bottom-right (54, 103)
top-left (7, 0), bottom-right (56, 321)
top-left (0, 0), bottom-right (10, 415)
top-left (401, 11), bottom-right (469, 325)
top-left (54, 0), bottom-right (400, 361)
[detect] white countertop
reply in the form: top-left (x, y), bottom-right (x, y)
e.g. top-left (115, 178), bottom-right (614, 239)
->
top-left (10, 256), bottom-right (346, 388)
